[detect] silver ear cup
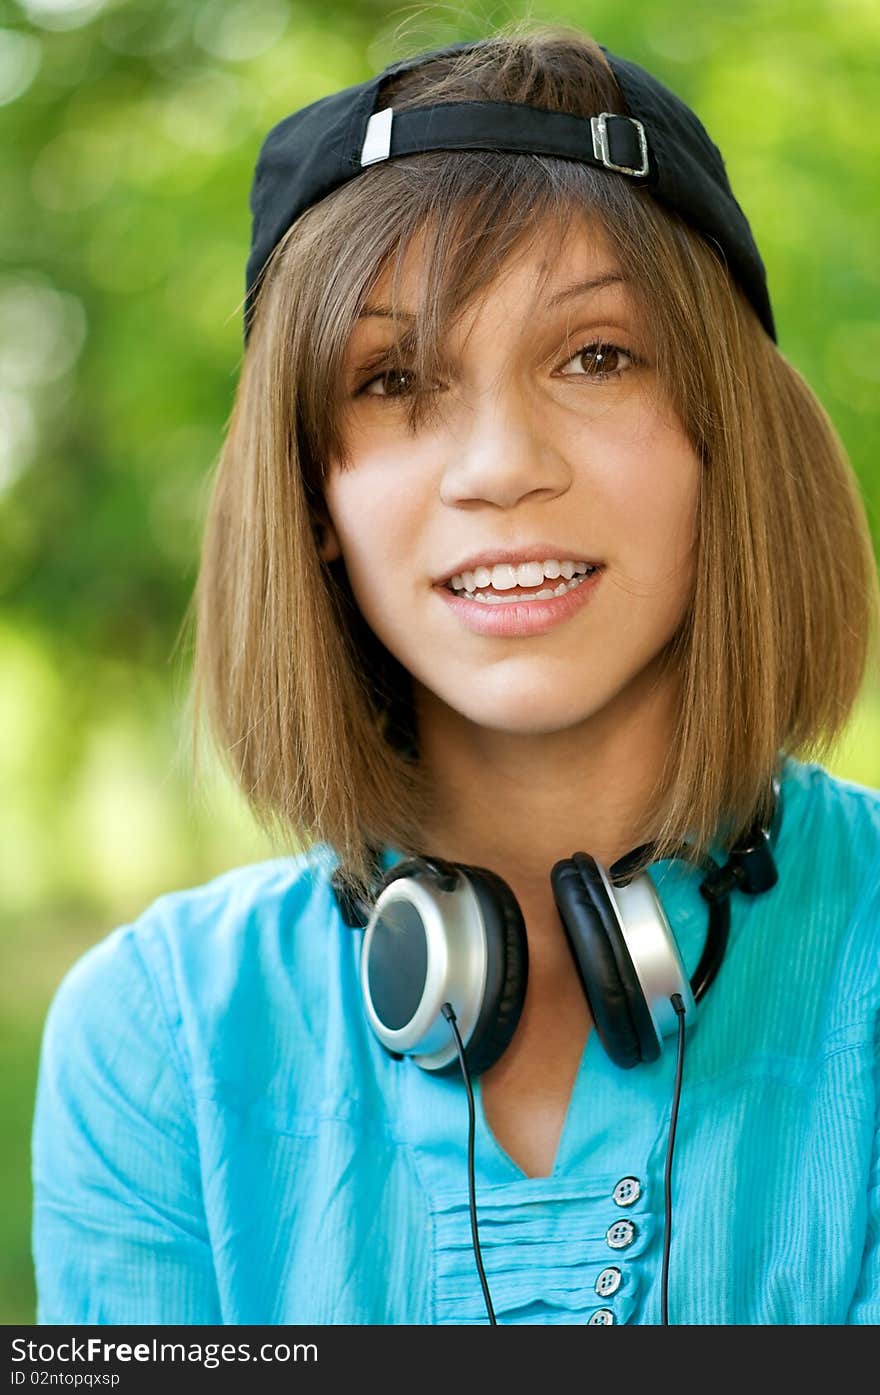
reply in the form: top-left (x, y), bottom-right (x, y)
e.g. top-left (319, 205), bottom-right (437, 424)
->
top-left (359, 869), bottom-right (489, 1071)
top-left (596, 861), bottom-right (696, 1053)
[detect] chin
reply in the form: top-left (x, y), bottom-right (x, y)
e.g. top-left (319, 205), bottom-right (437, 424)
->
top-left (458, 690), bottom-right (620, 738)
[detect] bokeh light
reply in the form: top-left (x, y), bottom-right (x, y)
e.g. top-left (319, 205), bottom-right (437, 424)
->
top-left (0, 28), bottom-right (42, 104)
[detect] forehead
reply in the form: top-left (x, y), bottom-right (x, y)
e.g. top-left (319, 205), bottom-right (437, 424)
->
top-left (364, 209), bottom-right (622, 314)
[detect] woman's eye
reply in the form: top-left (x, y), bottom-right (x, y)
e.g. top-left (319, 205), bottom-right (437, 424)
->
top-left (359, 367), bottom-right (421, 398)
top-left (558, 341), bottom-right (635, 380)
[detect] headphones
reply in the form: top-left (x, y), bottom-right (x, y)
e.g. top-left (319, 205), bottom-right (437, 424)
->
top-left (331, 775), bottom-right (782, 1075)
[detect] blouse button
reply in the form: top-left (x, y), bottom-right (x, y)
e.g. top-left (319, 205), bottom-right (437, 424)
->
top-left (612, 1176), bottom-right (641, 1207)
top-left (588, 1308), bottom-right (616, 1325)
top-left (606, 1218), bottom-right (637, 1249)
top-left (594, 1266), bottom-right (622, 1297)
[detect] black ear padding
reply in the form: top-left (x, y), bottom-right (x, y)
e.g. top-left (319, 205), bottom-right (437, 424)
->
top-left (551, 852), bottom-right (659, 1068)
top-left (443, 863), bottom-right (529, 1077)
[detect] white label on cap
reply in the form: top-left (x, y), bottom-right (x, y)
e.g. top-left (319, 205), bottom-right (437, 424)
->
top-left (361, 107), bottom-right (394, 166)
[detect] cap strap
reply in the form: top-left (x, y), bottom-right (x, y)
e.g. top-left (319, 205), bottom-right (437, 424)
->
top-left (358, 101), bottom-right (653, 183)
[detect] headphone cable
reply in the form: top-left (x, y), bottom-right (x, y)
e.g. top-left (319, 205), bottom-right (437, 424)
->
top-left (443, 994), bottom-right (685, 1327)
top-left (661, 992), bottom-right (687, 1326)
top-left (442, 1002), bottom-right (498, 1325)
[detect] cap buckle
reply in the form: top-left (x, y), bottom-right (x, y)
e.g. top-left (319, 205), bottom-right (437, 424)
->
top-left (590, 112), bottom-right (649, 178)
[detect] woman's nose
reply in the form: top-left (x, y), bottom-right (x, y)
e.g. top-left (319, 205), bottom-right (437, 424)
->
top-left (438, 387), bottom-right (572, 509)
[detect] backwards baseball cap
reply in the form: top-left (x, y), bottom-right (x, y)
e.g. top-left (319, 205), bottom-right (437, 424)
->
top-left (244, 39), bottom-right (775, 344)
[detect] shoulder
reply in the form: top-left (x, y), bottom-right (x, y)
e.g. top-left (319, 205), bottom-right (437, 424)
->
top-left (770, 755), bottom-right (880, 1024)
top-left (780, 754), bottom-right (880, 847)
top-left (43, 844), bottom-right (350, 1097)
top-left (120, 843), bottom-right (341, 991)
top-left (52, 844), bottom-right (338, 997)
top-left (778, 755), bottom-right (880, 906)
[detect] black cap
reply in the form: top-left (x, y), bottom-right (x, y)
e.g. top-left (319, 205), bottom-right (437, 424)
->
top-left (245, 39), bottom-right (775, 344)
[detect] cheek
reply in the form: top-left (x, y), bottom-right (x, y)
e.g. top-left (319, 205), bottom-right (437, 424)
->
top-left (323, 467), bottom-right (397, 570)
top-left (322, 463), bottom-right (430, 621)
top-left (620, 463), bottom-right (699, 565)
top-left (595, 414), bottom-right (700, 567)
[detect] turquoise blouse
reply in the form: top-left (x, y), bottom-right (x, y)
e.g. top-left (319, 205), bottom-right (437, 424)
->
top-left (31, 755), bottom-right (880, 1325)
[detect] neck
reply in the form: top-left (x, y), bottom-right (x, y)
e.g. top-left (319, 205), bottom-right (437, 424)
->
top-left (413, 656), bottom-right (679, 911)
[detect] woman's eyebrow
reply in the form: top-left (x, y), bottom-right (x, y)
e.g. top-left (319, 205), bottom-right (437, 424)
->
top-left (357, 271), bottom-right (628, 321)
top-left (357, 305), bottom-right (416, 320)
top-left (546, 271), bottom-right (627, 307)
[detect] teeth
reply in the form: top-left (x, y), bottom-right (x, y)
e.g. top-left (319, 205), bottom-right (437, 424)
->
top-left (460, 574), bottom-right (592, 604)
top-left (451, 559), bottom-right (594, 593)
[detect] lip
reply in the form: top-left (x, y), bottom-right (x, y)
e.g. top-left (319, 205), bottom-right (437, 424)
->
top-left (433, 567), bottom-right (604, 638)
top-left (434, 544), bottom-right (604, 587)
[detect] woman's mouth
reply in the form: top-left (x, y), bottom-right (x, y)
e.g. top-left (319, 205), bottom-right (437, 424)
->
top-left (434, 565), bottom-right (605, 637)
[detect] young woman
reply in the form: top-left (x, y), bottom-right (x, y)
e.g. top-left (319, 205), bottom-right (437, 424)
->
top-left (32, 24), bottom-right (880, 1326)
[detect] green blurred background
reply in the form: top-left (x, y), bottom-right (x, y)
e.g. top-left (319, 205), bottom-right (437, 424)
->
top-left (1, 0), bottom-right (878, 1325)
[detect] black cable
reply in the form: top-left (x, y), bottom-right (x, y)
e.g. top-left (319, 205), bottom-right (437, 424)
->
top-left (441, 1001), bottom-right (497, 1325)
top-left (661, 992), bottom-right (687, 1326)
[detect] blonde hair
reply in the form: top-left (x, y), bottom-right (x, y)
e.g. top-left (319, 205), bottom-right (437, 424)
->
top-left (183, 19), bottom-right (880, 906)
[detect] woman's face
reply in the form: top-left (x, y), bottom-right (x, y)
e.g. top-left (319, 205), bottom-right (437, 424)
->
top-left (319, 215), bottom-right (700, 750)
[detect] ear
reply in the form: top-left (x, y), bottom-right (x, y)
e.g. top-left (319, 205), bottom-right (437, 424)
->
top-left (313, 511), bottom-right (343, 565)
